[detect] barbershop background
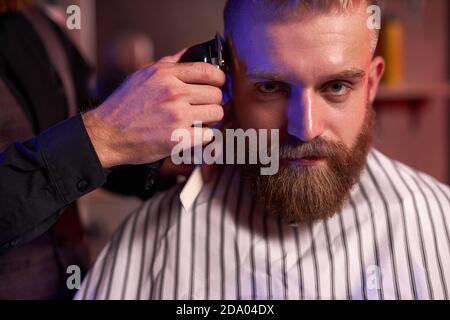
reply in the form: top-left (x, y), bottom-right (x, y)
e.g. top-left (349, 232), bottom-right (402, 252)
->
top-left (45, 0), bottom-right (450, 264)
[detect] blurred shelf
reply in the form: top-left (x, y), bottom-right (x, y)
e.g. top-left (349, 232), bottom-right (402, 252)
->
top-left (376, 83), bottom-right (450, 101)
top-left (374, 83), bottom-right (450, 130)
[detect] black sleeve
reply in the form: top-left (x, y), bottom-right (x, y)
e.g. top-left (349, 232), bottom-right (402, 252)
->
top-left (102, 163), bottom-right (176, 201)
top-left (0, 113), bottom-right (107, 253)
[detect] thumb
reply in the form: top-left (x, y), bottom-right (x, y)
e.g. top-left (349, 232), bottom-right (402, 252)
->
top-left (160, 48), bottom-right (188, 63)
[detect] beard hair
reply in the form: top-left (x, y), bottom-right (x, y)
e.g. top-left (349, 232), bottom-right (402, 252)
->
top-left (243, 103), bottom-right (375, 224)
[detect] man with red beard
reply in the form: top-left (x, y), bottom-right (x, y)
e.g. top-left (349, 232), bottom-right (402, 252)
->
top-left (77, 0), bottom-right (450, 300)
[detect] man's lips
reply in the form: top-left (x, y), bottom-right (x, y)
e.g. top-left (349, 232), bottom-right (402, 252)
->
top-left (282, 156), bottom-right (327, 166)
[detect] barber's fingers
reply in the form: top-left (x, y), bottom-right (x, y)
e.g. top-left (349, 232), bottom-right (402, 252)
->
top-left (185, 84), bottom-right (223, 105)
top-left (160, 48), bottom-right (188, 63)
top-left (173, 127), bottom-right (216, 147)
top-left (174, 62), bottom-right (226, 87)
top-left (187, 105), bottom-right (224, 125)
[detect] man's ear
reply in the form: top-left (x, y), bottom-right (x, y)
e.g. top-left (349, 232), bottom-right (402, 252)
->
top-left (368, 56), bottom-right (385, 103)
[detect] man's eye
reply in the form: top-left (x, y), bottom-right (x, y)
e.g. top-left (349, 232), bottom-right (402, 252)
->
top-left (256, 82), bottom-right (287, 94)
top-left (324, 82), bottom-right (351, 96)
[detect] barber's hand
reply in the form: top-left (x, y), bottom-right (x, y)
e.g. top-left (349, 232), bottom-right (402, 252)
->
top-left (82, 49), bottom-right (226, 168)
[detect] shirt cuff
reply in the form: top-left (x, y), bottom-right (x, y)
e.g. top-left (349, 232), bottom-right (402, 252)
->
top-left (37, 113), bottom-right (107, 204)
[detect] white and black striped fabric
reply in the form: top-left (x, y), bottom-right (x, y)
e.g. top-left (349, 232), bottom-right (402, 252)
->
top-left (76, 149), bottom-right (450, 300)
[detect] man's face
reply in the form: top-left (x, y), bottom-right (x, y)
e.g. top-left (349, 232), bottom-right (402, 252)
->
top-left (228, 4), bottom-right (385, 223)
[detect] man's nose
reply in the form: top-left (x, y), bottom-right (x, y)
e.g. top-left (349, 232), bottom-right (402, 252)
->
top-left (287, 89), bottom-right (324, 142)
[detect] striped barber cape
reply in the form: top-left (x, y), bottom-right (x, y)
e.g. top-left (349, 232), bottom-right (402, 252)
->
top-left (76, 149), bottom-right (450, 300)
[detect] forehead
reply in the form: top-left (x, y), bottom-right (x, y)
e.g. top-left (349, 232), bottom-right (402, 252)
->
top-left (230, 6), bottom-right (373, 81)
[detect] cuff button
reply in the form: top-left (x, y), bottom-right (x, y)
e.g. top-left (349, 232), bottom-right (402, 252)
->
top-left (77, 179), bottom-right (89, 192)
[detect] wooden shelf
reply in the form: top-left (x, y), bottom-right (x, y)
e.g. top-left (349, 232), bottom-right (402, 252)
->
top-left (374, 83), bottom-right (450, 130)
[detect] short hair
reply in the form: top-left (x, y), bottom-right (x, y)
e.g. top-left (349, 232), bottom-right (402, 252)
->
top-left (224, 0), bottom-right (380, 53)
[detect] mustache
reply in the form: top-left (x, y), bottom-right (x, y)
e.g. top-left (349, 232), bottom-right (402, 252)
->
top-left (280, 138), bottom-right (349, 159)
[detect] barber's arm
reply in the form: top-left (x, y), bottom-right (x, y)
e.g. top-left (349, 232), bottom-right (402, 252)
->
top-left (0, 51), bottom-right (225, 252)
top-left (0, 114), bottom-right (106, 253)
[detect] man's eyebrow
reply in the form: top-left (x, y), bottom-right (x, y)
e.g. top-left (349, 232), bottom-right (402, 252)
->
top-left (246, 68), bottom-right (366, 83)
top-left (246, 71), bottom-right (295, 82)
top-left (319, 69), bottom-right (366, 83)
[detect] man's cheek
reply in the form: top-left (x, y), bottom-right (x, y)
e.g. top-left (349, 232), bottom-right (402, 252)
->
top-left (235, 105), bottom-right (264, 129)
top-left (328, 102), bottom-right (366, 148)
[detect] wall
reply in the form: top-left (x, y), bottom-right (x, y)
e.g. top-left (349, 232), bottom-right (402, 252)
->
top-left (96, 0), bottom-right (227, 72)
top-left (373, 0), bottom-right (449, 184)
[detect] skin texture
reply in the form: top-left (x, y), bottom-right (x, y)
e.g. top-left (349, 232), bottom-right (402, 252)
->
top-left (226, 3), bottom-right (386, 222)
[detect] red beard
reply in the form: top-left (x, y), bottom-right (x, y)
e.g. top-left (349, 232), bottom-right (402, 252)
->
top-left (244, 105), bottom-right (375, 224)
